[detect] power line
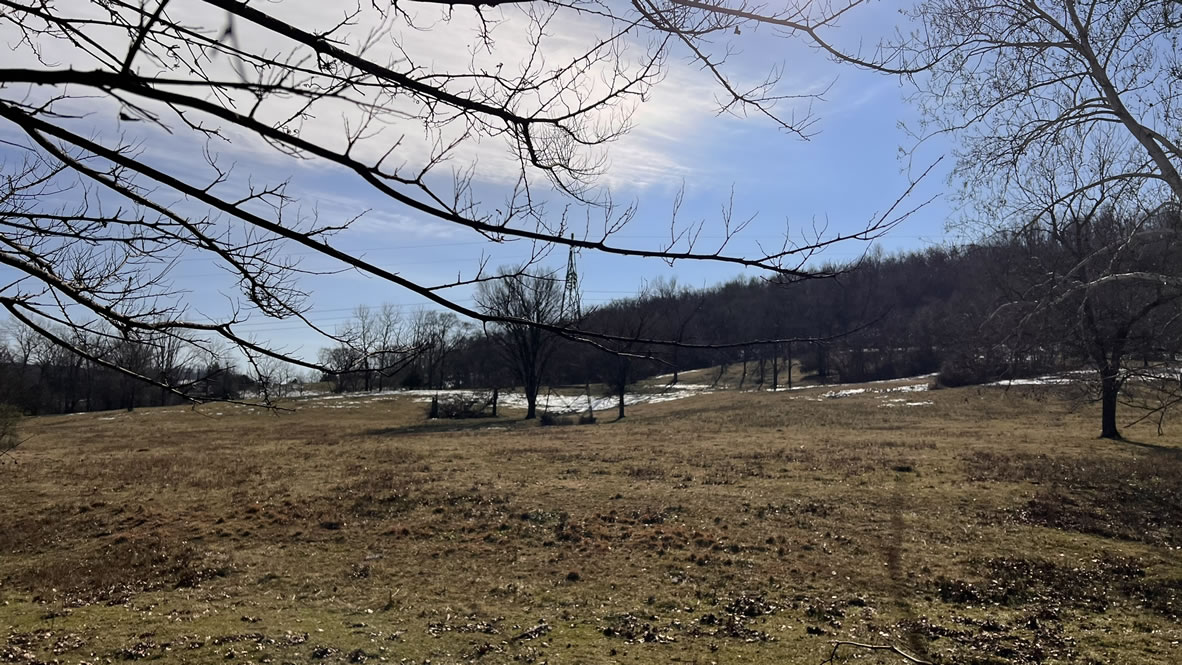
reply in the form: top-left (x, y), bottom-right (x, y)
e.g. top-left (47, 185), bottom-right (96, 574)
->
top-left (228, 296), bottom-right (622, 335)
top-left (169, 239), bottom-right (498, 264)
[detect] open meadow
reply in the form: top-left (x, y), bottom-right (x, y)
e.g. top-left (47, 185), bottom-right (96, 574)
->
top-left (2, 379), bottom-right (1180, 665)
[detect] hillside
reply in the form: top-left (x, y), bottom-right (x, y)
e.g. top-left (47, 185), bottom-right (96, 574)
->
top-left (2, 382), bottom-right (1180, 664)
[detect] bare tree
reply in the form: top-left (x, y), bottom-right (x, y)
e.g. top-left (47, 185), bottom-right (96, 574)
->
top-left (148, 327), bottom-right (205, 405)
top-left (407, 310), bottom-right (468, 390)
top-left (318, 342), bottom-right (364, 393)
top-left (110, 333), bottom-right (154, 411)
top-left (348, 306), bottom-right (381, 392)
top-left (256, 356), bottom-right (300, 400)
top-left (988, 156), bottom-right (1182, 439)
top-left (592, 286), bottom-right (658, 420)
top-left (476, 268), bottom-right (564, 419)
top-left (908, 0), bottom-right (1182, 208)
top-left (907, 0), bottom-right (1182, 436)
top-left (374, 304), bottom-right (406, 391)
top-left (318, 305), bottom-right (419, 392)
top-left (5, 318), bottom-right (43, 371)
top-left (650, 277), bottom-right (704, 384)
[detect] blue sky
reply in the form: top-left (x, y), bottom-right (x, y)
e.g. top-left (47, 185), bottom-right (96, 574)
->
top-left (0, 1), bottom-right (957, 361)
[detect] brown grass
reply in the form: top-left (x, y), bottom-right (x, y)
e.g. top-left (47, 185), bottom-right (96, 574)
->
top-left (0, 382), bottom-right (1179, 664)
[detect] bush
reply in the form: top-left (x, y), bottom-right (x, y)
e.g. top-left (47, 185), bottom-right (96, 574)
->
top-left (0, 403), bottom-right (22, 456)
top-left (428, 392), bottom-right (494, 419)
top-left (936, 357), bottom-right (1005, 388)
top-left (539, 412), bottom-right (574, 427)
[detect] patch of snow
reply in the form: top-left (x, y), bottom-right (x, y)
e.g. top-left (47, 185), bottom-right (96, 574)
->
top-left (403, 385), bottom-right (714, 414)
top-left (987, 369), bottom-right (1102, 387)
top-left (880, 397), bottom-right (934, 408)
top-left (821, 388), bottom-right (868, 399)
top-left (813, 382), bottom-right (931, 403)
top-left (866, 372), bottom-right (937, 385)
top-left (989, 376), bottom-right (1075, 386)
top-left (651, 368), bottom-right (712, 380)
top-left (885, 384), bottom-right (929, 393)
top-left (816, 373), bottom-right (936, 391)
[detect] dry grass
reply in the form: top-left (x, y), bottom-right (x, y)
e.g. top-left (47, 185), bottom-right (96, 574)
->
top-left (1, 382), bottom-right (1179, 665)
top-left (639, 360), bottom-right (815, 390)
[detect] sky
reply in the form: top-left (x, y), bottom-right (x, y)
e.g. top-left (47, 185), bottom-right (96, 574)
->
top-left (0, 0), bottom-right (958, 363)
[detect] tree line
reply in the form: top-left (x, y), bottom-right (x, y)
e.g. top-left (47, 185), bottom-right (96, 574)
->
top-left (0, 323), bottom-right (249, 415)
top-left (3, 203), bottom-right (1180, 438)
top-left (307, 204), bottom-right (1182, 436)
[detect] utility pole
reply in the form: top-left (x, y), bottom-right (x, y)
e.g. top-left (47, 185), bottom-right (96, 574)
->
top-left (560, 234), bottom-right (582, 322)
top-left (559, 235), bottom-right (594, 420)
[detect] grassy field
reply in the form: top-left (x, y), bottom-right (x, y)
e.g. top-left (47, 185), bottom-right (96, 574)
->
top-left (2, 379), bottom-right (1180, 665)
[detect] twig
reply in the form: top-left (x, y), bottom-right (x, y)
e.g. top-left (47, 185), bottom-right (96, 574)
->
top-left (822, 640), bottom-right (932, 665)
top-left (0, 435), bottom-right (33, 463)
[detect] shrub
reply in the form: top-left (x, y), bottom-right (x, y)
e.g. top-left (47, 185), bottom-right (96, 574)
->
top-left (935, 356), bottom-right (1008, 388)
top-left (429, 392), bottom-right (494, 419)
top-left (0, 403), bottom-right (22, 456)
top-left (539, 412), bottom-right (574, 427)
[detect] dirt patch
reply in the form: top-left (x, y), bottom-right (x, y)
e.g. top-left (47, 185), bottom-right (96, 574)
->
top-left (426, 615), bottom-right (502, 637)
top-left (965, 450), bottom-right (1182, 545)
top-left (600, 594), bottom-right (782, 645)
top-left (1014, 488), bottom-right (1179, 545)
top-left (601, 613), bottom-right (679, 643)
top-left (927, 555), bottom-right (1179, 620)
top-left (7, 532), bottom-right (231, 606)
top-left (896, 613), bottom-right (1076, 664)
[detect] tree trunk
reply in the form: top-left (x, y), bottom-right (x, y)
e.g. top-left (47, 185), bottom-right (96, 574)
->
top-left (1100, 368), bottom-right (1120, 439)
top-left (787, 342), bottom-right (793, 390)
top-left (491, 386), bottom-right (498, 417)
top-left (616, 358), bottom-right (628, 420)
top-left (525, 390), bottom-right (537, 419)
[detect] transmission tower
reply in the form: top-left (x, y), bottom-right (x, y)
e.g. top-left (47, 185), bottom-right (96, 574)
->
top-left (560, 234), bottom-right (582, 321)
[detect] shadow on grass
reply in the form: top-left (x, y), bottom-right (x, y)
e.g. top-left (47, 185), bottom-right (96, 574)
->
top-left (1113, 437), bottom-right (1182, 459)
top-left (362, 417), bottom-right (525, 438)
